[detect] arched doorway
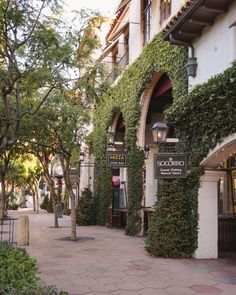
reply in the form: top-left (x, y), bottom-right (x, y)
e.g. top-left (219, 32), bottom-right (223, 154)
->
top-left (197, 133), bottom-right (236, 258)
top-left (138, 72), bottom-right (175, 232)
top-left (107, 112), bottom-right (128, 229)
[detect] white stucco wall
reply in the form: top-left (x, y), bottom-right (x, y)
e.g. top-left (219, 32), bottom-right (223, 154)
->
top-left (80, 154), bottom-right (95, 194)
top-left (129, 0), bottom-right (143, 63)
top-left (190, 1), bottom-right (236, 87)
top-left (194, 170), bottom-right (225, 259)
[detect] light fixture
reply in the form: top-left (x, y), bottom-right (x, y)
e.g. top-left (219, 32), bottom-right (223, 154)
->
top-left (186, 57), bottom-right (198, 78)
top-left (144, 145), bottom-right (150, 159)
top-left (151, 122), bottom-right (168, 144)
top-left (107, 130), bottom-right (115, 145)
top-left (79, 152), bottom-right (85, 163)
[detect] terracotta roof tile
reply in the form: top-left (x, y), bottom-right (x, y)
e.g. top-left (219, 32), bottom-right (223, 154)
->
top-left (163, 0), bottom-right (194, 33)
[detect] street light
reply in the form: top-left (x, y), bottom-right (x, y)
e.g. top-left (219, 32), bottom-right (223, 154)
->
top-left (77, 152), bottom-right (85, 202)
top-left (151, 122), bottom-right (169, 144)
top-left (144, 145), bottom-right (150, 160)
top-left (107, 130), bottom-right (115, 145)
top-left (79, 152), bottom-right (85, 163)
top-left (186, 57), bottom-right (198, 78)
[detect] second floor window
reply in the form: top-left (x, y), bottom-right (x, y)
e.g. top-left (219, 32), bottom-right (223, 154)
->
top-left (143, 0), bottom-right (152, 45)
top-left (160, 0), bottom-right (171, 25)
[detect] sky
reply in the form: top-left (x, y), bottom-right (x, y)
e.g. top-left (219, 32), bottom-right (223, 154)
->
top-left (63, 0), bottom-right (120, 18)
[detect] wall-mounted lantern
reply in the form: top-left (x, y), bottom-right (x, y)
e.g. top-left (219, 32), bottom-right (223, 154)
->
top-left (107, 130), bottom-right (115, 146)
top-left (151, 122), bottom-right (168, 144)
top-left (144, 145), bottom-right (150, 159)
top-left (186, 57), bottom-right (198, 78)
top-left (79, 152), bottom-right (85, 163)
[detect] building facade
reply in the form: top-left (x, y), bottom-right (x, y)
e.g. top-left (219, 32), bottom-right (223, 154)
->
top-left (83, 0), bottom-right (236, 259)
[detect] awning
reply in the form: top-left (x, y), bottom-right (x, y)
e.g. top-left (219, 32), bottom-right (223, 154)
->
top-left (163, 0), bottom-right (234, 43)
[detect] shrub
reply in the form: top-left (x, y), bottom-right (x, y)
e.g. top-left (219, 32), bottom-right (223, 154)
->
top-left (8, 203), bottom-right (19, 210)
top-left (76, 188), bottom-right (96, 225)
top-left (40, 195), bottom-right (53, 213)
top-left (0, 241), bottom-right (38, 294)
top-left (0, 241), bottom-right (69, 295)
top-left (47, 197), bottom-right (53, 213)
top-left (40, 194), bottom-right (49, 210)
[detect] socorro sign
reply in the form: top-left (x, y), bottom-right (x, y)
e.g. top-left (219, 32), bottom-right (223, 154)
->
top-left (154, 153), bottom-right (187, 179)
top-left (107, 152), bottom-right (127, 167)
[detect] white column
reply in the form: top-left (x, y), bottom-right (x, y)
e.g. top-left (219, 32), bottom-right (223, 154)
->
top-left (145, 149), bottom-right (158, 207)
top-left (194, 170), bottom-right (225, 259)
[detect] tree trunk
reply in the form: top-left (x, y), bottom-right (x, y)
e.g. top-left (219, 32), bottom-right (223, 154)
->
top-left (44, 170), bottom-right (58, 227)
top-left (64, 172), bottom-right (77, 240)
top-left (34, 185), bottom-right (39, 214)
top-left (48, 180), bottom-right (59, 228)
top-left (70, 191), bottom-right (77, 241)
top-left (60, 155), bottom-right (77, 240)
top-left (0, 177), bottom-right (6, 221)
top-left (32, 191), bottom-right (36, 211)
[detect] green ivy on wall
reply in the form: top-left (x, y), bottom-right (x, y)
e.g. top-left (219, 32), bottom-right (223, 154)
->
top-left (155, 61), bottom-right (236, 257)
top-left (92, 26), bottom-right (236, 257)
top-left (92, 32), bottom-right (188, 237)
top-left (166, 61), bottom-right (236, 166)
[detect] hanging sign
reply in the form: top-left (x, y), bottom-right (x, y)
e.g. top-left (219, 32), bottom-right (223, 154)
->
top-left (107, 152), bottom-right (127, 167)
top-left (154, 153), bottom-right (187, 179)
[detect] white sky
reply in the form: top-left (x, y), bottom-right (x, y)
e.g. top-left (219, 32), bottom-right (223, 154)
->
top-left (63, 0), bottom-right (120, 18)
top-left (62, 0), bottom-right (121, 46)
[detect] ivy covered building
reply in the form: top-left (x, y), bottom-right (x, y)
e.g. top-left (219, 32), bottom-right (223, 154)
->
top-left (82, 0), bottom-right (236, 259)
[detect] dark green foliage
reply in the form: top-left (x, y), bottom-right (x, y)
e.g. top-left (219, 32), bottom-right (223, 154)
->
top-left (0, 242), bottom-right (68, 295)
top-left (0, 241), bottom-right (38, 294)
top-left (40, 195), bottom-right (53, 213)
top-left (47, 197), bottom-right (53, 213)
top-left (93, 33), bottom-right (188, 234)
top-left (12, 282), bottom-right (69, 295)
top-left (8, 203), bottom-right (19, 210)
top-left (94, 161), bottom-right (112, 225)
top-left (93, 31), bottom-right (236, 256)
top-left (166, 62), bottom-right (236, 167)
top-left (125, 148), bottom-right (144, 235)
top-left (145, 172), bottom-right (200, 258)
top-left (76, 188), bottom-right (97, 225)
top-left (125, 213), bottom-right (142, 236)
top-left (148, 62), bottom-right (236, 257)
top-left (40, 194), bottom-right (49, 210)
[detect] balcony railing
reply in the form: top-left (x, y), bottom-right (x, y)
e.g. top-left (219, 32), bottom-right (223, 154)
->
top-left (105, 50), bottom-right (129, 84)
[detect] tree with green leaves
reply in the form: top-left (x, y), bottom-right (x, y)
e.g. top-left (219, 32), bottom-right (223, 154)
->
top-left (27, 88), bottom-right (89, 240)
top-left (0, 0), bottom-right (104, 153)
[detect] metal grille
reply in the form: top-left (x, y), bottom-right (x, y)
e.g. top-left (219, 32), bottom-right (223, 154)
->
top-left (0, 218), bottom-right (17, 244)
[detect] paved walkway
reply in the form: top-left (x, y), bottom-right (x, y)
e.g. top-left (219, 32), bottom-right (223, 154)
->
top-left (9, 209), bottom-right (236, 295)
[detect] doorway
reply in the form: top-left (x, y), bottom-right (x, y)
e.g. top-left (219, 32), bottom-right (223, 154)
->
top-left (218, 156), bottom-right (236, 257)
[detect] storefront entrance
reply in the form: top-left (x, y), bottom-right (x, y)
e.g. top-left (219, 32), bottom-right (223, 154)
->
top-left (218, 157), bottom-right (236, 256)
top-left (197, 134), bottom-right (236, 258)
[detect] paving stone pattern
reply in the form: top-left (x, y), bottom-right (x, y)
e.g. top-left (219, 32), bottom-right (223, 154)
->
top-left (10, 209), bottom-right (236, 295)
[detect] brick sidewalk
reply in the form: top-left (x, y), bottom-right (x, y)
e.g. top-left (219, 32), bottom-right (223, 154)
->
top-left (9, 209), bottom-right (236, 295)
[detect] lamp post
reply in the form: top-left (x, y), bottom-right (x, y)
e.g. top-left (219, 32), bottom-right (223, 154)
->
top-left (53, 163), bottom-right (64, 218)
top-left (77, 152), bottom-right (85, 201)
